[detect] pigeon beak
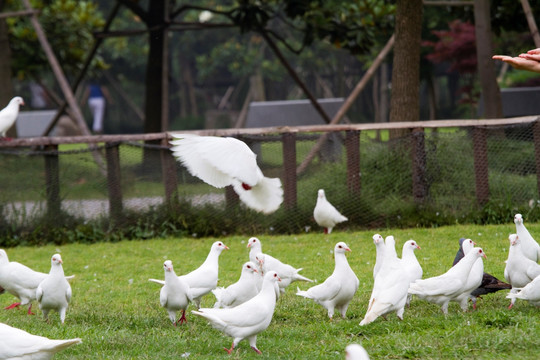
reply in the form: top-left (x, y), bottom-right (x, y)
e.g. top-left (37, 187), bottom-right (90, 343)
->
top-left (59, 259), bottom-right (63, 264)
top-left (277, 276), bottom-right (282, 282)
top-left (416, 245), bottom-right (421, 249)
top-left (253, 268), bottom-right (258, 273)
top-left (224, 246), bottom-right (229, 250)
top-left (345, 247), bottom-right (351, 252)
top-left (482, 253), bottom-right (487, 259)
top-left (247, 243), bottom-right (251, 248)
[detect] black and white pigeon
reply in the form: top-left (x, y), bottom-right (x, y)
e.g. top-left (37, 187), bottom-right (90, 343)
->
top-left (0, 322), bottom-right (81, 359)
top-left (408, 247), bottom-right (487, 314)
top-left (169, 134), bottom-right (283, 214)
top-left (212, 261), bottom-right (261, 308)
top-left (150, 241), bottom-right (229, 308)
top-left (504, 234), bottom-right (540, 309)
top-left (452, 238), bottom-right (510, 309)
top-left (192, 271), bottom-right (281, 355)
top-left (154, 260), bottom-right (192, 325)
top-left (0, 96), bottom-right (24, 139)
top-left (296, 242), bottom-right (359, 319)
top-left (313, 189), bottom-right (348, 234)
top-left (514, 213), bottom-right (540, 262)
top-left (36, 254), bottom-right (72, 324)
top-left (247, 237), bottom-right (312, 291)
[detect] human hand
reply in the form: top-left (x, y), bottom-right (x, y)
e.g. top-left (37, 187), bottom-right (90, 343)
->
top-left (492, 50), bottom-right (540, 73)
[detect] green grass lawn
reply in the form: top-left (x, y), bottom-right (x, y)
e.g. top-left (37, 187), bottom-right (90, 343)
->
top-left (1, 223), bottom-right (539, 359)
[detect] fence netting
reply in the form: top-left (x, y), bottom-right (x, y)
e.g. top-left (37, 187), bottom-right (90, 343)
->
top-left (1, 121), bottom-right (539, 244)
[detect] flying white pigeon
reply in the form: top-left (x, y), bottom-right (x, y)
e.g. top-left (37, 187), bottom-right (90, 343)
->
top-left (506, 273), bottom-right (540, 307)
top-left (360, 237), bottom-right (410, 325)
top-left (453, 239), bottom-right (484, 311)
top-left (213, 261), bottom-right (261, 309)
top-left (313, 189), bottom-right (348, 234)
top-left (192, 271), bottom-right (281, 355)
top-left (0, 96), bottom-right (24, 139)
top-left (36, 254), bottom-right (72, 324)
top-left (0, 249), bottom-right (74, 315)
top-left (401, 239), bottom-right (422, 307)
top-left (408, 247), bottom-right (487, 314)
top-left (504, 234), bottom-right (540, 309)
top-left (246, 237), bottom-right (312, 291)
top-left (345, 343), bottom-right (370, 360)
top-left (296, 242), bottom-right (359, 319)
top-left (169, 134), bottom-right (284, 214)
top-left (371, 234), bottom-right (386, 279)
top-left (150, 241), bottom-right (229, 308)
top-left (0, 322), bottom-right (81, 360)
top-left (514, 213), bottom-right (540, 262)
top-left (154, 260), bottom-right (193, 326)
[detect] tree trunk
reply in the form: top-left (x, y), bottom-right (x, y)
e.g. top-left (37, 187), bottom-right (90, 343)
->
top-left (142, 0), bottom-right (168, 171)
top-left (474, 0), bottom-right (503, 119)
top-left (389, 0), bottom-right (423, 139)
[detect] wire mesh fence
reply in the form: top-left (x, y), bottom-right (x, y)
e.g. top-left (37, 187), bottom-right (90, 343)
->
top-left (1, 117), bottom-right (540, 245)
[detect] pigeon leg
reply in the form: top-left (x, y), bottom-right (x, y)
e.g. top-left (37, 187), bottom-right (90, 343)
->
top-left (248, 336), bottom-right (261, 354)
top-left (224, 342), bottom-right (235, 354)
top-left (27, 303), bottom-right (35, 315)
top-left (4, 302), bottom-right (21, 310)
top-left (177, 310), bottom-right (187, 325)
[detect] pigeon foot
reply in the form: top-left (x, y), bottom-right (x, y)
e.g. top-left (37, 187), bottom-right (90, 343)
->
top-left (4, 302), bottom-right (21, 310)
top-left (224, 343), bottom-right (235, 354)
top-left (177, 310), bottom-right (187, 325)
top-left (251, 346), bottom-right (262, 354)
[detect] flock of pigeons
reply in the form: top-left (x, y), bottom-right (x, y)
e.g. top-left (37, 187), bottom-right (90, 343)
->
top-left (1, 114), bottom-right (539, 358)
top-left (1, 212), bottom-right (540, 358)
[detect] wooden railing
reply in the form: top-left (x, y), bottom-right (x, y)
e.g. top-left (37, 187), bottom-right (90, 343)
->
top-left (2, 115), bottom-right (539, 220)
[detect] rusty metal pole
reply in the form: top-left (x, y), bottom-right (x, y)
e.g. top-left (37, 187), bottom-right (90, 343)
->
top-left (472, 127), bottom-right (490, 205)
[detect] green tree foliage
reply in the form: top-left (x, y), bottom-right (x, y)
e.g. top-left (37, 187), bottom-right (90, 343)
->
top-left (6, 0), bottom-right (105, 79)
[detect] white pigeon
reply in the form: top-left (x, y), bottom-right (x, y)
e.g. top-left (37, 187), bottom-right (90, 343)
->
top-left (371, 234), bottom-right (386, 279)
top-left (0, 322), bottom-right (81, 360)
top-left (0, 96), bottom-right (24, 139)
top-left (360, 237), bottom-right (410, 325)
top-left (408, 247), bottom-right (487, 314)
top-left (345, 343), bottom-right (370, 360)
top-left (212, 261), bottom-right (261, 308)
top-left (155, 260), bottom-right (192, 325)
top-left (246, 237), bottom-right (312, 291)
top-left (192, 271), bottom-right (281, 355)
top-left (401, 239), bottom-right (422, 306)
top-left (506, 273), bottom-right (540, 307)
top-left (296, 242), bottom-right (359, 319)
top-left (150, 241), bottom-right (229, 308)
top-left (169, 134), bottom-right (283, 214)
top-left (36, 254), bottom-right (72, 324)
top-left (504, 234), bottom-right (540, 309)
top-left (313, 189), bottom-right (348, 234)
top-left (514, 213), bottom-right (540, 262)
top-left (453, 239), bottom-right (484, 311)
top-left (0, 249), bottom-right (74, 315)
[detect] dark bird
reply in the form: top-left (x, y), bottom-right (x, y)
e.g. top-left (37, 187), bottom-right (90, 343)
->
top-left (453, 237), bottom-right (512, 309)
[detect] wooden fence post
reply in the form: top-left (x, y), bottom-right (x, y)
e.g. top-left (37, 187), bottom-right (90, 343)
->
top-left (532, 121), bottom-right (540, 198)
top-left (473, 127), bottom-right (490, 205)
top-left (282, 132), bottom-right (297, 210)
top-left (345, 130), bottom-right (361, 195)
top-left (44, 145), bottom-right (60, 217)
top-left (161, 137), bottom-right (178, 207)
top-left (106, 143), bottom-right (123, 221)
top-left (411, 127), bottom-right (428, 203)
